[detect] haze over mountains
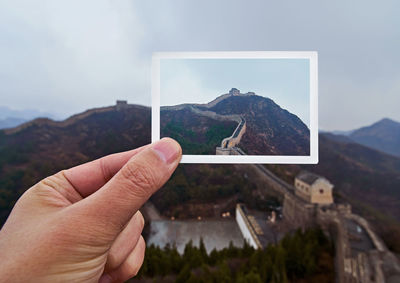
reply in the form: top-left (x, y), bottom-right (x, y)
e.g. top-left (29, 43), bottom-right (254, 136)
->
top-left (320, 118), bottom-right (400, 157)
top-left (324, 118), bottom-right (400, 158)
top-left (1, 95), bottom-right (400, 252)
top-left (348, 118), bottom-right (400, 157)
top-left (0, 106), bottom-right (59, 129)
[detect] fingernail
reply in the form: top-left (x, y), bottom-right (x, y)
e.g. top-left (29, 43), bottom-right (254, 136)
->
top-left (152, 138), bottom-right (181, 164)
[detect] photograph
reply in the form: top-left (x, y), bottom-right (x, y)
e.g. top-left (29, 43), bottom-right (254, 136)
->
top-left (152, 52), bottom-right (318, 163)
top-left (1, 1), bottom-right (399, 282)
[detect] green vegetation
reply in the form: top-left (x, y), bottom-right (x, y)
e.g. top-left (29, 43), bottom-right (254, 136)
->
top-left (136, 228), bottom-right (334, 283)
top-left (151, 164), bottom-right (280, 218)
top-left (162, 121), bottom-right (236, 155)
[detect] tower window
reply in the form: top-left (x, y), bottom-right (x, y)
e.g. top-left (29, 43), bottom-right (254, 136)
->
top-left (320, 189), bottom-right (324, 194)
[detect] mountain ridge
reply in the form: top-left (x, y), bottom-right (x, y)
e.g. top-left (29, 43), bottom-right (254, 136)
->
top-left (349, 118), bottom-right (400, 157)
top-left (1, 101), bottom-right (400, 251)
top-left (3, 104), bottom-right (150, 135)
top-left (161, 89), bottom-right (310, 155)
top-left (326, 118), bottom-right (400, 157)
top-left (161, 88), bottom-right (255, 110)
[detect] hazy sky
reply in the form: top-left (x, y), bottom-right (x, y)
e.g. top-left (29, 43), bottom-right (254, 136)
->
top-left (160, 58), bottom-right (310, 127)
top-left (0, 0), bottom-right (399, 131)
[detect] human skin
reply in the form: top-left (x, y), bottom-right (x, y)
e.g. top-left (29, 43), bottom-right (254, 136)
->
top-left (0, 138), bottom-right (182, 283)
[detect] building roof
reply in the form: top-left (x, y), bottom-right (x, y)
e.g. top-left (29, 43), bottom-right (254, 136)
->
top-left (296, 171), bottom-right (324, 186)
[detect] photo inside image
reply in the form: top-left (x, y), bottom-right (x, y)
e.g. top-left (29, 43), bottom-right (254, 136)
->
top-left (159, 58), bottom-right (311, 157)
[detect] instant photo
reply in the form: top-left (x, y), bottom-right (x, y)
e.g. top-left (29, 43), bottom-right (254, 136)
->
top-left (152, 52), bottom-right (318, 164)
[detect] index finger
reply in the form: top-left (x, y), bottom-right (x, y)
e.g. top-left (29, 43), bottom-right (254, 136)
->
top-left (64, 144), bottom-right (151, 197)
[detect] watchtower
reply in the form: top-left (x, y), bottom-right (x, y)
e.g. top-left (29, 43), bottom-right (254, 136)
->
top-left (116, 100), bottom-right (128, 111)
top-left (294, 171), bottom-right (334, 205)
top-left (229, 88), bottom-right (240, 96)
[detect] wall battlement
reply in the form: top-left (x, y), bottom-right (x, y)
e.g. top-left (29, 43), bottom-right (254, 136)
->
top-left (221, 146), bottom-right (397, 282)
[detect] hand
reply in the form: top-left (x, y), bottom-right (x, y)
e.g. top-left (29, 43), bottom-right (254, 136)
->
top-left (0, 138), bottom-right (181, 282)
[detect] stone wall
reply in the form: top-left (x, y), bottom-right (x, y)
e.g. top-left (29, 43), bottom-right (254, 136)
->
top-left (346, 214), bottom-right (387, 252)
top-left (162, 90), bottom-right (255, 111)
top-left (282, 193), bottom-right (316, 229)
top-left (215, 146), bottom-right (399, 282)
top-left (315, 206), bottom-right (400, 283)
top-left (220, 118), bottom-right (246, 148)
top-left (236, 205), bottom-right (260, 249)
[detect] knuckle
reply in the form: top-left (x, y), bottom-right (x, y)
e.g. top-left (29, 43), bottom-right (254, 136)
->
top-left (29, 174), bottom-right (62, 197)
top-left (137, 211), bottom-right (145, 230)
top-left (99, 157), bottom-right (113, 183)
top-left (121, 161), bottom-right (159, 197)
top-left (39, 174), bottom-right (60, 189)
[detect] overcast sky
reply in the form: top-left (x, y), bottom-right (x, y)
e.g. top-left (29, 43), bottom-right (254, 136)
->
top-left (0, 0), bottom-right (399, 131)
top-left (161, 58), bottom-right (310, 127)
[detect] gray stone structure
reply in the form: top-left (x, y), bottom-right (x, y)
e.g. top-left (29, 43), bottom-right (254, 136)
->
top-left (163, 89), bottom-right (400, 282)
top-left (216, 117), bottom-right (246, 154)
top-left (217, 142), bottom-right (400, 282)
top-left (116, 100), bottom-right (128, 111)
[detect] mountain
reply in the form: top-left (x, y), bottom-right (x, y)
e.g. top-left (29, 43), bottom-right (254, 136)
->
top-left (330, 130), bottom-right (354, 136)
top-left (1, 100), bottom-right (400, 252)
top-left (320, 132), bottom-right (354, 144)
top-left (0, 106), bottom-right (58, 120)
top-left (162, 89), bottom-right (310, 155)
top-left (0, 106), bottom-right (60, 130)
top-left (205, 94), bottom-right (310, 155)
top-left (0, 104), bottom-right (151, 223)
top-left (0, 117), bottom-right (27, 129)
top-left (348, 118), bottom-right (400, 157)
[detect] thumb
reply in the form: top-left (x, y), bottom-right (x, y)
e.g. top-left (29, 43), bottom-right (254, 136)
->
top-left (76, 138), bottom-right (181, 237)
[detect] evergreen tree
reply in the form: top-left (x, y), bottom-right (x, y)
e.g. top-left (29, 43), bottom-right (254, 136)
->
top-left (199, 237), bottom-right (208, 261)
top-left (208, 248), bottom-right (219, 266)
top-left (240, 269), bottom-right (263, 283)
top-left (214, 260), bottom-right (232, 283)
top-left (136, 227), bottom-right (333, 282)
top-left (175, 264), bottom-right (191, 283)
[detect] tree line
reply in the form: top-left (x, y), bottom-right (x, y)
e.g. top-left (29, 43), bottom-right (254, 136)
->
top-left (134, 227), bottom-right (334, 283)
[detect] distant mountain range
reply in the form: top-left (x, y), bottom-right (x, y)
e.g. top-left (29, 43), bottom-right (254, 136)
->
top-left (0, 117), bottom-right (27, 129)
top-left (0, 106), bottom-right (59, 130)
top-left (349, 118), bottom-right (400, 157)
top-left (326, 118), bottom-right (400, 157)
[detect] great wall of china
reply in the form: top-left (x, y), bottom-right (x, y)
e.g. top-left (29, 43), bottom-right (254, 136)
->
top-left (4, 90), bottom-right (400, 281)
top-left (189, 89), bottom-right (400, 282)
top-left (3, 101), bottom-right (147, 135)
top-left (215, 130), bottom-right (400, 282)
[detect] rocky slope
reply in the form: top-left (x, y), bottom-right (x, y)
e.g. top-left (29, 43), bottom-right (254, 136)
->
top-left (203, 94), bottom-right (310, 155)
top-left (163, 89), bottom-right (310, 155)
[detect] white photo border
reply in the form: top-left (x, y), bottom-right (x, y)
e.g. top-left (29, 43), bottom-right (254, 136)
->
top-left (152, 51), bottom-right (318, 164)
